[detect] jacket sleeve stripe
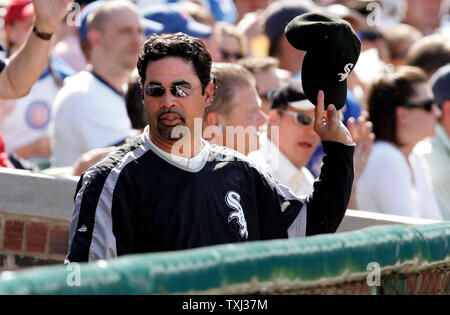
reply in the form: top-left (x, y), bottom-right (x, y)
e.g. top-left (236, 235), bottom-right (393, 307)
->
top-left (67, 136), bottom-right (148, 262)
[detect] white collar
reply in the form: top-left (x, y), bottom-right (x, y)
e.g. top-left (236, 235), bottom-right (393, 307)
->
top-left (142, 126), bottom-right (210, 173)
top-left (258, 133), bottom-right (314, 191)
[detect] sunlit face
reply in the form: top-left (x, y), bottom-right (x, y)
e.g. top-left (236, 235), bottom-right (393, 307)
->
top-left (253, 68), bottom-right (283, 114)
top-left (96, 7), bottom-right (144, 71)
top-left (221, 85), bottom-right (267, 155)
top-left (217, 33), bottom-right (243, 63)
top-left (398, 82), bottom-right (441, 141)
top-left (270, 105), bottom-right (320, 169)
top-left (405, 0), bottom-right (442, 31)
top-left (143, 56), bottom-right (213, 148)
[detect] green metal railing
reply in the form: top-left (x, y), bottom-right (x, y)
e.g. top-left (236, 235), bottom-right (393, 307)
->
top-left (0, 222), bottom-right (449, 294)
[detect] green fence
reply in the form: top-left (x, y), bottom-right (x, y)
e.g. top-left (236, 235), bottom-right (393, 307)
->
top-left (0, 223), bottom-right (449, 295)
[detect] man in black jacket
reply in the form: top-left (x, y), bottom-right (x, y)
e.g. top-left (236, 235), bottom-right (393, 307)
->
top-left (67, 33), bottom-right (355, 263)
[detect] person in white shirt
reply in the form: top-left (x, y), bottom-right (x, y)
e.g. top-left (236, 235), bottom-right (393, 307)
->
top-left (357, 66), bottom-right (443, 220)
top-left (248, 79), bottom-right (319, 196)
top-left (50, 1), bottom-right (144, 167)
top-left (0, 0), bottom-right (75, 168)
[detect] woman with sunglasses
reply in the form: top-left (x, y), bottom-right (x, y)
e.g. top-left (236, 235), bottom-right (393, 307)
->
top-left (356, 66), bottom-right (443, 220)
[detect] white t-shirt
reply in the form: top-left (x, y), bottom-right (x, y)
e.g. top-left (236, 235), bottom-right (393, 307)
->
top-left (49, 71), bottom-right (135, 167)
top-left (248, 133), bottom-right (315, 198)
top-left (356, 141), bottom-right (443, 220)
top-left (0, 70), bottom-right (59, 152)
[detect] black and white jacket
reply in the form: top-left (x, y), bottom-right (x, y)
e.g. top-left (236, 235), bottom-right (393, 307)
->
top-left (67, 127), bottom-right (354, 262)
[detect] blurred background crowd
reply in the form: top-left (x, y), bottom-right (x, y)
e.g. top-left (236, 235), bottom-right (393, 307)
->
top-left (0, 0), bottom-right (449, 221)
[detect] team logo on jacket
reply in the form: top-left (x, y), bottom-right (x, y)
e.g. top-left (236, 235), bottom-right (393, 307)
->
top-left (26, 101), bottom-right (50, 129)
top-left (226, 191), bottom-right (248, 239)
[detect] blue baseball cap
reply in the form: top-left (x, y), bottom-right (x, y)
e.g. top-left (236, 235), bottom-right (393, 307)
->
top-left (78, 1), bottom-right (163, 41)
top-left (430, 64), bottom-right (450, 107)
top-left (143, 18), bottom-right (164, 37)
top-left (78, 0), bottom-right (105, 41)
top-left (168, 0), bottom-right (237, 24)
top-left (142, 3), bottom-right (212, 39)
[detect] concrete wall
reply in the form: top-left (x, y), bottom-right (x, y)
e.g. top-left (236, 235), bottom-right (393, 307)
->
top-left (0, 168), bottom-right (77, 270)
top-left (0, 167), bottom-right (440, 271)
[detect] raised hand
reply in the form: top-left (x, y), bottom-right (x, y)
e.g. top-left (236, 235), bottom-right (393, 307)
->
top-left (347, 116), bottom-right (375, 181)
top-left (313, 90), bottom-right (355, 146)
top-left (33, 0), bottom-right (73, 33)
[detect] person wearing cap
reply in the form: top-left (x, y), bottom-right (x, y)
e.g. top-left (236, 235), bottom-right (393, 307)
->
top-left (417, 64), bottom-right (450, 220)
top-left (248, 79), bottom-right (319, 196)
top-left (203, 62), bottom-right (267, 156)
top-left (66, 32), bottom-right (356, 262)
top-left (0, 0), bottom-right (76, 168)
top-left (0, 0), bottom-right (73, 99)
top-left (49, 0), bottom-right (143, 167)
top-left (357, 66), bottom-right (443, 220)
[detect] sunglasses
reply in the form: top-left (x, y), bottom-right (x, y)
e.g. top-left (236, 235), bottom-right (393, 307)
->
top-left (399, 99), bottom-right (434, 112)
top-left (220, 50), bottom-right (243, 60)
top-left (144, 83), bottom-right (201, 98)
top-left (280, 110), bottom-right (315, 126)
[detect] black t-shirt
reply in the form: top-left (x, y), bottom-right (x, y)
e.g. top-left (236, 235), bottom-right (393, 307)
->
top-left (67, 130), bottom-right (354, 262)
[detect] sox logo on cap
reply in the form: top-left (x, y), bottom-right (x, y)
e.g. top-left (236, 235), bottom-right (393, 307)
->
top-left (338, 63), bottom-right (354, 82)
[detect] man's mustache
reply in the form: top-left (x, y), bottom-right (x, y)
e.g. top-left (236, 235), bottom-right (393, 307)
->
top-left (157, 108), bottom-right (185, 122)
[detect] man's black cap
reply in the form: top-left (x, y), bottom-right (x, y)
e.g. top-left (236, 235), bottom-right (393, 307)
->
top-left (285, 12), bottom-right (361, 110)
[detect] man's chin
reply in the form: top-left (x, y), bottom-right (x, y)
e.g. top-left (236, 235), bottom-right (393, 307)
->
top-left (157, 123), bottom-right (188, 141)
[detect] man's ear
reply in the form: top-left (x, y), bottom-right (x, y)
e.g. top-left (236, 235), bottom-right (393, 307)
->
top-left (205, 112), bottom-right (220, 127)
top-left (87, 29), bottom-right (101, 47)
top-left (396, 106), bottom-right (408, 125)
top-left (203, 81), bottom-right (215, 109)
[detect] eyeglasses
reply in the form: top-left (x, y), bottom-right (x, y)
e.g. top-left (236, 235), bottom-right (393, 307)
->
top-left (220, 49), bottom-right (243, 60)
top-left (399, 99), bottom-right (434, 112)
top-left (144, 83), bottom-right (201, 98)
top-left (280, 109), bottom-right (315, 126)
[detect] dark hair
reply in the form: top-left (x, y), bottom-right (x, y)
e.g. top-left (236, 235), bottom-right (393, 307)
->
top-left (125, 69), bottom-right (148, 129)
top-left (366, 66), bottom-right (428, 145)
top-left (406, 34), bottom-right (450, 77)
top-left (137, 33), bottom-right (212, 94)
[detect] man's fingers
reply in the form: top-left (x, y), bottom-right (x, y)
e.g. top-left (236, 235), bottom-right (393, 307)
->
top-left (326, 104), bottom-right (338, 122)
top-left (315, 90), bottom-right (325, 123)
